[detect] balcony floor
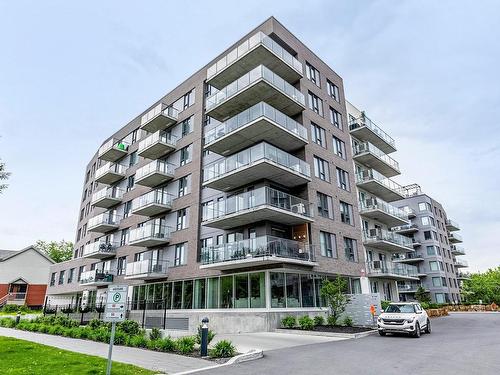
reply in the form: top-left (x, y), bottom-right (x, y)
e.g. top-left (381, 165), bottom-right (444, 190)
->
top-left (207, 44), bottom-right (302, 89)
top-left (349, 126), bottom-right (396, 154)
top-left (136, 172), bottom-right (174, 188)
top-left (207, 80), bottom-right (305, 122)
top-left (353, 152), bottom-right (400, 177)
top-left (359, 208), bottom-right (408, 228)
top-left (87, 223), bottom-right (119, 233)
top-left (141, 113), bottom-right (177, 133)
top-left (393, 257), bottom-right (424, 264)
top-left (124, 272), bottom-right (168, 281)
top-left (200, 255), bottom-right (317, 271)
top-left (203, 205), bottom-right (314, 230)
top-left (92, 196), bottom-right (121, 209)
top-left (367, 272), bottom-right (420, 281)
top-left (138, 142), bottom-right (176, 160)
top-left (449, 237), bottom-right (463, 244)
top-left (79, 280), bottom-right (113, 287)
top-left (99, 148), bottom-right (128, 163)
top-left (81, 251), bottom-right (116, 260)
top-left (395, 226), bottom-right (419, 234)
top-left (205, 117), bottom-right (307, 155)
top-left (129, 238), bottom-right (170, 248)
top-left (356, 179), bottom-right (404, 202)
top-left (364, 239), bottom-right (413, 254)
top-left (95, 172), bottom-right (125, 185)
top-left (131, 203), bottom-right (172, 217)
top-left (203, 159), bottom-right (311, 192)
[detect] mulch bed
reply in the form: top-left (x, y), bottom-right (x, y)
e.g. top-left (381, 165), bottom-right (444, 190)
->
top-left (280, 325), bottom-right (375, 334)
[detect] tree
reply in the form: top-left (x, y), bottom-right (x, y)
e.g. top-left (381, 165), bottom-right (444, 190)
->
top-left (415, 286), bottom-right (431, 304)
top-left (320, 276), bottom-right (351, 325)
top-left (0, 158), bottom-right (10, 193)
top-left (462, 267), bottom-right (500, 304)
top-left (35, 240), bottom-right (73, 263)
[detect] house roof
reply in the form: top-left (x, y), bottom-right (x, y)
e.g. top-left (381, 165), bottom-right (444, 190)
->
top-left (0, 245), bottom-right (55, 264)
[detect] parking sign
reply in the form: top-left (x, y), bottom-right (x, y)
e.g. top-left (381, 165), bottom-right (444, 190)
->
top-left (103, 285), bottom-right (128, 322)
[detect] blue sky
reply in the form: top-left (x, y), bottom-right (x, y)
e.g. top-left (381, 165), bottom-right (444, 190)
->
top-left (0, 0), bottom-right (498, 271)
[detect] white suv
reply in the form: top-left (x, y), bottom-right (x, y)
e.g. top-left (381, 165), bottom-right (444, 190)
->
top-left (377, 302), bottom-right (431, 338)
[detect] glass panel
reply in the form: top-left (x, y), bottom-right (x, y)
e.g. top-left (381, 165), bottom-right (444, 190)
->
top-left (250, 272), bottom-right (266, 308)
top-left (194, 279), bottom-right (206, 309)
top-left (163, 282), bottom-right (172, 310)
top-left (207, 277), bottom-right (219, 309)
top-left (270, 272), bottom-right (285, 308)
top-left (300, 274), bottom-right (315, 307)
top-left (172, 281), bottom-right (182, 309)
top-left (286, 273), bottom-right (300, 307)
top-left (234, 274), bottom-right (249, 308)
top-left (183, 280), bottom-right (193, 309)
top-left (220, 276), bottom-right (233, 308)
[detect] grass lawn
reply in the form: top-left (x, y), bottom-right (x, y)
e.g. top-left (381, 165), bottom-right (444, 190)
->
top-left (0, 336), bottom-right (156, 375)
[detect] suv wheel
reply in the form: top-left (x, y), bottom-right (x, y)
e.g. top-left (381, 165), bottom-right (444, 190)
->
top-left (378, 331), bottom-right (386, 336)
top-left (413, 322), bottom-right (421, 338)
top-left (425, 319), bottom-right (431, 334)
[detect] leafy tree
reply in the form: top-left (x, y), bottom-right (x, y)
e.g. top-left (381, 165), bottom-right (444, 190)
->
top-left (320, 276), bottom-right (350, 326)
top-left (462, 267), bottom-right (500, 304)
top-left (35, 240), bottom-right (73, 263)
top-left (415, 286), bottom-right (431, 304)
top-left (0, 158), bottom-right (10, 193)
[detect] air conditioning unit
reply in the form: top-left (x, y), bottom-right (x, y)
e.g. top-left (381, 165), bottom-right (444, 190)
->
top-left (372, 260), bottom-right (382, 269)
top-left (369, 228), bottom-right (379, 237)
top-left (365, 198), bottom-right (376, 207)
top-left (152, 264), bottom-right (163, 273)
top-left (291, 203), bottom-right (306, 214)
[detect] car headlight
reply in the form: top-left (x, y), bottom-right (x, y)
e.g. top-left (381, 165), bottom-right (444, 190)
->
top-left (377, 317), bottom-right (382, 322)
top-left (405, 317), bottom-right (415, 323)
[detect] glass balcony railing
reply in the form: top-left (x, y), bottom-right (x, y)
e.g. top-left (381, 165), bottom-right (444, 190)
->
top-left (353, 142), bottom-right (400, 171)
top-left (446, 218), bottom-right (460, 230)
top-left (138, 130), bottom-right (177, 153)
top-left (397, 282), bottom-right (424, 291)
top-left (91, 187), bottom-right (124, 204)
top-left (392, 223), bottom-right (419, 232)
top-left (201, 235), bottom-right (315, 265)
top-left (204, 102), bottom-right (308, 145)
top-left (135, 160), bottom-right (176, 181)
top-left (363, 229), bottom-right (414, 248)
top-left (132, 190), bottom-right (174, 212)
top-left (126, 259), bottom-right (169, 277)
top-left (359, 198), bottom-right (408, 221)
top-left (392, 252), bottom-right (424, 261)
top-left (206, 65), bottom-right (305, 111)
top-left (448, 232), bottom-right (463, 242)
top-left (356, 169), bottom-right (404, 194)
top-left (207, 31), bottom-right (303, 81)
top-left (98, 138), bottom-right (130, 158)
top-left (95, 162), bottom-right (126, 180)
top-left (202, 186), bottom-right (313, 222)
top-left (203, 142), bottom-right (310, 183)
top-left (129, 222), bottom-right (172, 244)
top-left (82, 241), bottom-right (118, 257)
top-left (455, 259), bottom-right (468, 268)
top-left (80, 270), bottom-right (114, 285)
top-left (366, 260), bottom-right (418, 278)
top-left (87, 212), bottom-right (121, 229)
top-left (349, 114), bottom-right (395, 149)
top-left (140, 103), bottom-right (179, 127)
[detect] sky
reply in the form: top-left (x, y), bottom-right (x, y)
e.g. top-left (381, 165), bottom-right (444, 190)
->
top-left (0, 0), bottom-right (498, 272)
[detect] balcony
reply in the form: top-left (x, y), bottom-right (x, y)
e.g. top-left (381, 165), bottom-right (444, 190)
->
top-left (91, 187), bottom-right (124, 208)
top-left (98, 138), bottom-right (129, 162)
top-left (348, 114), bottom-right (396, 154)
top-left (455, 259), bottom-right (468, 268)
top-left (95, 162), bottom-right (126, 185)
top-left (451, 245), bottom-right (466, 256)
top-left (356, 169), bottom-right (405, 202)
top-left (363, 229), bottom-right (414, 253)
top-left (81, 241), bottom-right (118, 260)
top-left (124, 259), bottom-right (169, 280)
top-left (200, 235), bottom-right (316, 270)
top-left (398, 283), bottom-right (428, 293)
top-left (393, 252), bottom-right (424, 263)
top-left (129, 221), bottom-right (172, 247)
top-left (412, 238), bottom-right (421, 247)
top-left (79, 270), bottom-right (114, 286)
top-left (448, 232), bottom-right (463, 243)
top-left (456, 272), bottom-right (471, 280)
top-left (206, 65), bottom-right (306, 122)
top-left (138, 130), bottom-right (177, 160)
top-left (393, 223), bottom-right (419, 234)
top-left (353, 142), bottom-right (400, 177)
top-left (203, 142), bottom-right (310, 192)
top-left (204, 102), bottom-right (308, 155)
top-left (207, 31), bottom-right (303, 89)
top-left (366, 261), bottom-right (419, 281)
top-left (358, 198), bottom-right (408, 228)
top-left (140, 103), bottom-right (179, 133)
top-left (131, 190), bottom-right (174, 217)
top-left (87, 212), bottom-right (121, 233)
top-left (446, 218), bottom-right (460, 231)
top-left (135, 160), bottom-right (175, 188)
top-left (202, 186), bottom-right (313, 230)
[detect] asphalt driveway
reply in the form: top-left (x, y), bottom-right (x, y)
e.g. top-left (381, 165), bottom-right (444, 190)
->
top-left (199, 313), bottom-right (500, 375)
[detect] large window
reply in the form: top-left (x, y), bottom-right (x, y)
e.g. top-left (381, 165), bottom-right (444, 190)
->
top-left (286, 273), bottom-right (300, 307)
top-left (270, 272), bottom-right (285, 308)
top-left (207, 277), bottom-right (219, 309)
top-left (172, 281), bottom-right (182, 309)
top-left (332, 136), bottom-right (346, 159)
top-left (179, 145), bottom-right (191, 166)
top-left (344, 237), bottom-right (357, 262)
top-left (176, 209), bottom-right (187, 230)
top-left (183, 280), bottom-right (193, 309)
top-left (429, 261), bottom-right (440, 271)
top-left (327, 80), bottom-right (340, 102)
top-left (178, 176), bottom-right (188, 197)
top-left (234, 274), bottom-right (249, 308)
top-left (306, 62), bottom-right (321, 87)
top-left (314, 156), bottom-right (330, 181)
top-left (308, 91), bottom-right (323, 116)
top-left (311, 123), bottom-right (326, 148)
top-left (329, 107), bottom-right (342, 129)
top-left (317, 192), bottom-right (333, 219)
top-left (174, 243), bottom-right (186, 266)
top-left (336, 168), bottom-right (350, 191)
top-left (250, 272), bottom-right (266, 308)
top-left (301, 275), bottom-right (315, 307)
top-left (418, 202), bottom-right (432, 212)
top-left (220, 276), bottom-right (233, 308)
top-left (340, 201), bottom-right (354, 225)
top-left (320, 231), bottom-right (336, 258)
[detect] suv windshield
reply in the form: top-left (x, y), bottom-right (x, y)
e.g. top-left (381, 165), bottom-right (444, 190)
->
top-left (385, 304), bottom-right (416, 313)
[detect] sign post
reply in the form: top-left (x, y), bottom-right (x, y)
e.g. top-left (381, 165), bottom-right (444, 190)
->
top-left (103, 285), bottom-right (128, 375)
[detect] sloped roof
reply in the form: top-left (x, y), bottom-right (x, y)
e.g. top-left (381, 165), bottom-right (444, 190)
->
top-left (0, 249), bottom-right (17, 260)
top-left (0, 245), bottom-right (55, 264)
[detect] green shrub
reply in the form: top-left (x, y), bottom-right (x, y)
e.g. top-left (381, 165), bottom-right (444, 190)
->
top-left (298, 316), bottom-right (314, 330)
top-left (113, 330), bottom-right (127, 345)
top-left (128, 335), bottom-right (148, 348)
top-left (175, 336), bottom-right (196, 355)
top-left (16, 321), bottom-right (32, 331)
top-left (47, 325), bottom-right (64, 335)
top-left (88, 319), bottom-right (103, 330)
top-left (156, 336), bottom-right (177, 352)
top-left (195, 325), bottom-right (216, 345)
top-left (4, 318), bottom-right (17, 328)
top-left (381, 300), bottom-right (391, 311)
top-left (210, 340), bottom-right (236, 358)
top-left (38, 324), bottom-right (49, 333)
top-left (281, 315), bottom-right (296, 328)
top-left (327, 315), bottom-right (337, 327)
top-left (1, 304), bottom-right (20, 313)
top-left (118, 320), bottom-right (141, 336)
top-left (53, 316), bottom-right (78, 328)
top-left (421, 302), bottom-right (430, 310)
top-left (313, 316), bottom-right (325, 326)
top-left (73, 327), bottom-right (92, 339)
top-left (343, 316), bottom-right (353, 327)
top-left (90, 327), bottom-right (110, 343)
top-left (18, 305), bottom-right (31, 313)
top-left (149, 327), bottom-right (161, 341)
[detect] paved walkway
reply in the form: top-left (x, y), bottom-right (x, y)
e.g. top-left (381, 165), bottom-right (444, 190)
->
top-left (0, 327), bottom-right (211, 374)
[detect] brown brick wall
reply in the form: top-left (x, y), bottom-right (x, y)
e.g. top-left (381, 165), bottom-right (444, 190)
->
top-left (26, 284), bottom-right (47, 307)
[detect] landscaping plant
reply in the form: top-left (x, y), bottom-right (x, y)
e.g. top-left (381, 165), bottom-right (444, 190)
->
top-left (211, 340), bottom-right (236, 358)
top-left (343, 316), bottom-right (353, 327)
top-left (314, 315), bottom-right (325, 326)
top-left (298, 315), bottom-right (314, 330)
top-left (196, 324), bottom-right (216, 345)
top-left (281, 315), bottom-right (296, 328)
top-left (175, 336), bottom-right (196, 355)
top-left (149, 327), bottom-right (161, 341)
top-left (320, 276), bottom-right (351, 326)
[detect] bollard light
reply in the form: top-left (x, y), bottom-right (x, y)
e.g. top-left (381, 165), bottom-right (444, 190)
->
top-left (200, 317), bottom-right (209, 357)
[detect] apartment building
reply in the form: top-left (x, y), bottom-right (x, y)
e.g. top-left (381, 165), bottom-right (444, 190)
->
top-left (345, 102), bottom-right (420, 302)
top-left (393, 185), bottom-right (466, 304)
top-left (45, 17), bottom-right (371, 332)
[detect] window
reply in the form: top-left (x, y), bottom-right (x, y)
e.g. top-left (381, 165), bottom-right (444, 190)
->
top-left (182, 90), bottom-right (195, 109)
top-left (179, 146), bottom-right (190, 166)
top-left (320, 231), bottom-right (336, 258)
top-left (329, 107), bottom-right (342, 129)
top-left (201, 200), bottom-right (214, 221)
top-left (50, 273), bottom-right (56, 286)
top-left (131, 129), bottom-right (138, 144)
top-left (117, 256), bottom-right (126, 276)
top-left (308, 91), bottom-right (323, 116)
top-left (77, 266), bottom-right (84, 281)
top-left (201, 237), bottom-right (213, 250)
top-left (418, 202), bottom-right (431, 211)
top-left (176, 208), bottom-right (187, 230)
top-left (181, 116), bottom-right (193, 136)
top-left (340, 201), bottom-right (354, 225)
top-left (311, 123), bottom-right (326, 148)
top-left (327, 80), bottom-right (340, 102)
top-left (68, 268), bottom-right (75, 283)
top-left (317, 192), bottom-right (333, 219)
top-left (123, 201), bottom-right (132, 218)
top-left (336, 168), bottom-right (350, 191)
top-left (129, 151), bottom-right (137, 166)
top-left (58, 271), bottom-right (65, 285)
top-left (178, 176), bottom-right (188, 197)
top-left (305, 62), bottom-right (320, 86)
top-left (120, 229), bottom-right (129, 246)
top-left (429, 261), bottom-right (439, 271)
top-left (421, 216), bottom-right (431, 226)
top-left (344, 237), bottom-right (357, 262)
top-left (126, 175), bottom-right (135, 192)
top-left (313, 156), bottom-right (330, 181)
top-left (332, 136), bottom-right (346, 159)
top-left (174, 243), bottom-right (186, 266)
top-left (424, 231), bottom-right (432, 240)
top-left (426, 245), bottom-right (436, 255)
top-left (432, 277), bottom-right (442, 287)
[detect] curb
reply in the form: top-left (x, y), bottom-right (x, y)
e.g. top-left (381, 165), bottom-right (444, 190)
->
top-left (275, 328), bottom-right (378, 339)
top-left (172, 349), bottom-right (264, 375)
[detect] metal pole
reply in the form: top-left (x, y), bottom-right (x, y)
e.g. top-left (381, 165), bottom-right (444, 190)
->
top-left (163, 298), bottom-right (167, 330)
top-left (200, 317), bottom-right (209, 357)
top-left (106, 321), bottom-right (116, 375)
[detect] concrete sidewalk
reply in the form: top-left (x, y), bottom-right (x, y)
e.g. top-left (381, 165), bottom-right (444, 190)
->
top-left (0, 327), bottom-right (211, 374)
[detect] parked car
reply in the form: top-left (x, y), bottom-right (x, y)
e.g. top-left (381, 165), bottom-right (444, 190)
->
top-left (377, 302), bottom-right (431, 338)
